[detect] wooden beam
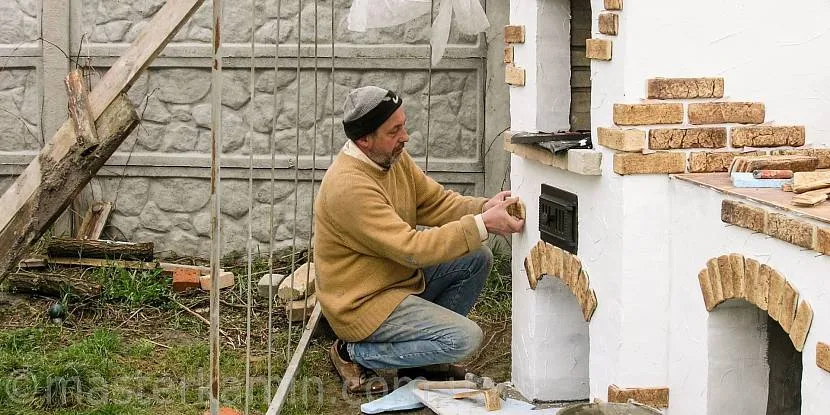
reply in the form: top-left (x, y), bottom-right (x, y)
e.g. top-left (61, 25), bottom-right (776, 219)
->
top-left (265, 303), bottom-right (324, 415)
top-left (77, 201), bottom-right (113, 240)
top-left (65, 69), bottom-right (99, 147)
top-left (0, 96), bottom-right (139, 279)
top-left (47, 237), bottom-right (154, 262)
top-left (0, 0), bottom-right (206, 244)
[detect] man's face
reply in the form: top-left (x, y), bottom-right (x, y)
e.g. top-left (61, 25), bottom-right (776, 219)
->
top-left (358, 107), bottom-right (409, 169)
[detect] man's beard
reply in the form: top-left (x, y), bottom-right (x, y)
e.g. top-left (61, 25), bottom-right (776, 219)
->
top-left (367, 145), bottom-right (404, 170)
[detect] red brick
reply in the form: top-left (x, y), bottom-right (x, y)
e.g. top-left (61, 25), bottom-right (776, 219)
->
top-left (172, 268), bottom-right (201, 292)
top-left (203, 408), bottom-right (242, 415)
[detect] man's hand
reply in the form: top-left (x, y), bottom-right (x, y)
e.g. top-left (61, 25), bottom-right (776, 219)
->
top-left (483, 190), bottom-right (512, 212)
top-left (481, 197), bottom-right (525, 237)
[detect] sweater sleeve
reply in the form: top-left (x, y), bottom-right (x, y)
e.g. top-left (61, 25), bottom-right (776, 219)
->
top-left (324, 175), bottom-right (483, 269)
top-left (408, 156), bottom-right (488, 227)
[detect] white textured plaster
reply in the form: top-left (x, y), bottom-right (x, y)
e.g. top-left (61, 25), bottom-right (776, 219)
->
top-left (669, 179), bottom-right (830, 415)
top-left (535, 0), bottom-right (571, 131)
top-left (508, 0), bottom-right (538, 131)
top-left (621, 0), bottom-right (830, 146)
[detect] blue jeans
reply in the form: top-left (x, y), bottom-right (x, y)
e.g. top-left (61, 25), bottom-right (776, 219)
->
top-left (347, 246), bottom-right (492, 370)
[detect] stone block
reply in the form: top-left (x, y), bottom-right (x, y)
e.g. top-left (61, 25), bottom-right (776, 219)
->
top-left (551, 245), bottom-right (565, 279)
top-left (688, 102), bottom-right (765, 125)
top-left (729, 253), bottom-right (746, 300)
top-left (765, 213), bottom-right (816, 249)
top-left (538, 242), bottom-right (553, 277)
top-left (504, 46), bottom-right (513, 63)
top-left (817, 342), bottom-right (830, 373)
top-left (597, 127), bottom-right (645, 152)
top-left (604, 0), bottom-right (623, 10)
top-left (200, 271), bottom-right (235, 291)
top-left (613, 103), bottom-right (683, 125)
top-left (524, 257), bottom-right (538, 290)
top-left (586, 39), bottom-right (612, 61)
top-left (172, 268), bottom-right (201, 292)
top-left (766, 269), bottom-right (786, 323)
top-left (504, 25), bottom-right (525, 43)
top-left (744, 258), bottom-right (761, 307)
top-left (563, 253), bottom-right (582, 289)
top-left (607, 385), bottom-right (669, 408)
top-left (788, 300), bottom-right (813, 352)
top-left (817, 227), bottom-right (830, 255)
top-left (582, 289), bottom-right (598, 321)
top-left (717, 255), bottom-right (734, 299)
top-left (755, 264), bottom-right (771, 311)
top-left (647, 78), bottom-right (724, 99)
top-left (649, 127), bottom-right (727, 149)
top-left (574, 269), bottom-right (590, 307)
top-left (613, 152), bottom-right (686, 175)
top-left (689, 151), bottom-right (766, 173)
top-left (721, 200), bottom-right (767, 233)
top-left (772, 148), bottom-right (830, 169)
top-left (286, 293), bottom-right (317, 322)
top-left (257, 273), bottom-right (286, 298)
top-left (698, 268), bottom-right (716, 311)
top-left (567, 149), bottom-right (603, 175)
top-left (598, 13), bottom-right (619, 35)
top-left (778, 281), bottom-right (798, 333)
top-left (707, 258), bottom-right (724, 305)
top-left (505, 65), bottom-right (525, 86)
top-left (731, 126), bottom-right (806, 147)
top-left (278, 262), bottom-right (316, 301)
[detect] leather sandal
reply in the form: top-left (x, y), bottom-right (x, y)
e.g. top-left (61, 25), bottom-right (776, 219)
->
top-left (329, 339), bottom-right (387, 395)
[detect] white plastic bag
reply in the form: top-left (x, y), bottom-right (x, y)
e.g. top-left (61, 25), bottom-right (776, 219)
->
top-left (347, 0), bottom-right (489, 66)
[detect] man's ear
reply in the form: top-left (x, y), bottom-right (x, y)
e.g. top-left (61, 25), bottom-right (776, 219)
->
top-left (354, 135), bottom-right (371, 151)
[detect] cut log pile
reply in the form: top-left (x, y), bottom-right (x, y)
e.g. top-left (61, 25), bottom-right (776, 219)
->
top-left (728, 155), bottom-right (830, 207)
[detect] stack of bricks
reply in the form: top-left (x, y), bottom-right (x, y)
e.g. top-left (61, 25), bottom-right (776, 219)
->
top-left (586, 0), bottom-right (622, 61)
top-left (697, 252), bottom-right (813, 352)
top-left (504, 25), bottom-right (526, 86)
top-left (721, 199), bottom-right (830, 255)
top-left (600, 77), bottom-right (830, 175)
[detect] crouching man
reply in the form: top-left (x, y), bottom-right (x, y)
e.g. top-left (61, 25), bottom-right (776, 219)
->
top-left (313, 86), bottom-right (524, 394)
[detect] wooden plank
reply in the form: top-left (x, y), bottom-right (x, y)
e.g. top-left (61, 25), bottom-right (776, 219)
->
top-left (265, 303), bottom-right (323, 415)
top-left (0, 0), bottom-right (206, 241)
top-left (0, 96), bottom-right (139, 280)
top-left (673, 172), bottom-right (830, 225)
top-left (792, 188), bottom-right (830, 207)
top-left (77, 201), bottom-right (113, 239)
top-left (47, 237), bottom-right (154, 261)
top-left (64, 69), bottom-right (99, 146)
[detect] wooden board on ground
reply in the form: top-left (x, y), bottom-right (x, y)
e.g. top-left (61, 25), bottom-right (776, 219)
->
top-left (77, 202), bottom-right (113, 240)
top-left (278, 262), bottom-right (316, 301)
top-left (411, 388), bottom-right (559, 414)
top-left (47, 237), bottom-right (154, 261)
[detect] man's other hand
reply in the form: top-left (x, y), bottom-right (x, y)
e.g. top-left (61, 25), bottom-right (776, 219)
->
top-left (482, 197), bottom-right (525, 237)
top-left (483, 190), bottom-right (512, 212)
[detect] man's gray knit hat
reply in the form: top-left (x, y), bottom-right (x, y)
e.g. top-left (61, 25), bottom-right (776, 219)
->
top-left (342, 86), bottom-right (403, 141)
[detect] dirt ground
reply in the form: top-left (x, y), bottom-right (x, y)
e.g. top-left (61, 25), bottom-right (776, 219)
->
top-left (0, 262), bottom-right (512, 415)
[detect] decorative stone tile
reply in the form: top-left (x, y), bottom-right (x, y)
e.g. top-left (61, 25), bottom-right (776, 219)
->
top-left (720, 200), bottom-right (766, 233)
top-left (613, 152), bottom-right (686, 175)
top-left (688, 102), bottom-right (765, 125)
top-left (688, 151), bottom-right (766, 173)
top-left (504, 25), bottom-right (525, 43)
top-left (586, 39), bottom-right (612, 61)
top-left (765, 213), bottom-right (816, 249)
top-left (649, 127), bottom-right (726, 149)
top-left (647, 78), bottom-right (724, 99)
top-left (598, 13), bottom-right (619, 35)
top-left (771, 148), bottom-right (830, 169)
top-left (597, 127), bottom-right (645, 152)
top-left (788, 300), bottom-right (812, 352)
top-left (607, 385), bottom-right (669, 408)
top-left (613, 103), bottom-right (683, 125)
top-left (732, 126), bottom-right (806, 147)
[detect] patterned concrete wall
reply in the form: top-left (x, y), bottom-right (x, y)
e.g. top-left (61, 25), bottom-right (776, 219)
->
top-left (0, 0), bottom-right (504, 258)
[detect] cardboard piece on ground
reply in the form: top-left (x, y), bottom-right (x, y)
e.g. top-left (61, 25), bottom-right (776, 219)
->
top-left (200, 271), bottom-right (235, 290)
top-left (412, 388), bottom-right (560, 414)
top-left (360, 381), bottom-right (425, 414)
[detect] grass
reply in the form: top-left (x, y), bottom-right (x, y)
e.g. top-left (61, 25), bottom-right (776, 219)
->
top-left (0, 245), bottom-right (513, 415)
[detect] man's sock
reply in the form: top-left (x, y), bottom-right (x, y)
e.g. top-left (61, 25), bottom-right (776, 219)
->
top-left (338, 341), bottom-right (352, 362)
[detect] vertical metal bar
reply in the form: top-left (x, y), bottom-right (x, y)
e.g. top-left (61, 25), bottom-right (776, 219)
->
top-left (266, 0), bottom-right (283, 400)
top-left (425, 0), bottom-right (434, 175)
top-left (304, 0), bottom-right (319, 322)
top-left (288, 0), bottom-right (304, 366)
top-left (244, 0), bottom-right (256, 412)
top-left (209, 0), bottom-right (224, 413)
top-left (329, 0), bottom-right (335, 166)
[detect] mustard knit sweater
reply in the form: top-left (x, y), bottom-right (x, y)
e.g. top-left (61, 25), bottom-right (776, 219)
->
top-left (313, 150), bottom-right (487, 342)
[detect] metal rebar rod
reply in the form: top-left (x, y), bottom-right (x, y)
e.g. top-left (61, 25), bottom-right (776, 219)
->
top-left (209, 0), bottom-right (224, 413)
top-left (266, 0), bottom-right (284, 400)
top-left (425, 0), bottom-right (434, 175)
top-left (244, 0), bottom-right (256, 412)
top-left (287, 0), bottom-right (304, 370)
